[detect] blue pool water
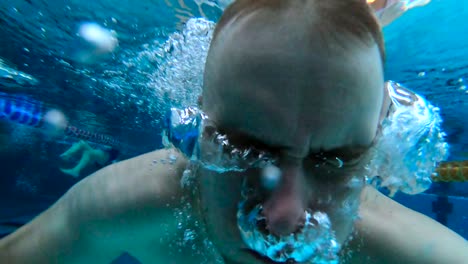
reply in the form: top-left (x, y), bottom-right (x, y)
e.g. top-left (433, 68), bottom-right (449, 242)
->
top-left (0, 0), bottom-right (466, 263)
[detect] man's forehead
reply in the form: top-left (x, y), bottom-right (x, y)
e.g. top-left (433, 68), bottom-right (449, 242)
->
top-left (203, 10), bottom-right (384, 154)
top-left (206, 93), bottom-right (375, 158)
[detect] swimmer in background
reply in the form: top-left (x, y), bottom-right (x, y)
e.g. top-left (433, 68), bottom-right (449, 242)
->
top-left (0, 93), bottom-right (67, 158)
top-left (0, 1), bottom-right (467, 264)
top-left (0, 91), bottom-right (122, 178)
top-left (59, 140), bottom-right (120, 178)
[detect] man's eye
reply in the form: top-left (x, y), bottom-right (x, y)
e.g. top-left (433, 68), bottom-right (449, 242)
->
top-left (325, 156), bottom-right (362, 168)
top-left (324, 157), bottom-right (345, 168)
top-left (225, 134), bottom-right (271, 152)
top-left (203, 125), bottom-right (217, 137)
top-left (313, 152), bottom-right (363, 168)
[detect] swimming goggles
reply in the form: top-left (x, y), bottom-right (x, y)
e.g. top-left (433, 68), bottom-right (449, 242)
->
top-left (163, 81), bottom-right (448, 194)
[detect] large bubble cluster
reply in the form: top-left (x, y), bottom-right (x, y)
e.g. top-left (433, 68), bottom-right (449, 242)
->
top-left (144, 18), bottom-right (215, 122)
top-left (365, 81), bottom-right (449, 196)
top-left (235, 173), bottom-right (364, 264)
top-left (237, 202), bottom-right (340, 264)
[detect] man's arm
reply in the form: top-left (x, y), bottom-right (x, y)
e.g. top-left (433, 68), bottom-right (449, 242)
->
top-left (368, 0), bottom-right (431, 26)
top-left (368, 0), bottom-right (388, 11)
top-left (346, 186), bottom-right (468, 264)
top-left (0, 148), bottom-right (189, 264)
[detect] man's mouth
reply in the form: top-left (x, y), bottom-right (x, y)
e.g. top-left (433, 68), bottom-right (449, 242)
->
top-left (243, 249), bottom-right (298, 264)
top-left (237, 200), bottom-right (341, 263)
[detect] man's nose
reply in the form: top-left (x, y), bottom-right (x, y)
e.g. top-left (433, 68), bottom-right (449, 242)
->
top-left (262, 164), bottom-right (305, 236)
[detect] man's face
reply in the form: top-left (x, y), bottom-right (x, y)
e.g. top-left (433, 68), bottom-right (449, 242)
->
top-left (197, 9), bottom-right (384, 263)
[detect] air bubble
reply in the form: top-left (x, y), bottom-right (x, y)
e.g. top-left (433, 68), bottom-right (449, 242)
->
top-left (169, 153), bottom-right (177, 163)
top-left (181, 169), bottom-right (194, 188)
top-left (72, 22), bottom-right (118, 64)
top-left (183, 229), bottom-right (196, 242)
top-left (238, 202), bottom-right (340, 263)
top-left (261, 164), bottom-right (281, 190)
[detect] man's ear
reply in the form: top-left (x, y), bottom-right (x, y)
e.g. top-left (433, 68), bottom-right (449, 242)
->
top-left (197, 95), bottom-right (203, 107)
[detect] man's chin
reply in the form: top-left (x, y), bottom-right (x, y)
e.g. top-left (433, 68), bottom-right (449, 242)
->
top-left (223, 249), bottom-right (300, 264)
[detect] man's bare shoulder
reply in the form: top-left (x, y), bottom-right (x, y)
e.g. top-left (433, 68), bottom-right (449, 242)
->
top-left (0, 148), bottom-right (197, 263)
top-left (343, 186), bottom-right (468, 264)
top-left (82, 148), bottom-right (210, 263)
top-left (68, 148), bottom-right (193, 228)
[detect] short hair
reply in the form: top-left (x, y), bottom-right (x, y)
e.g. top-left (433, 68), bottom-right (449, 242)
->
top-left (213, 0), bottom-right (385, 62)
